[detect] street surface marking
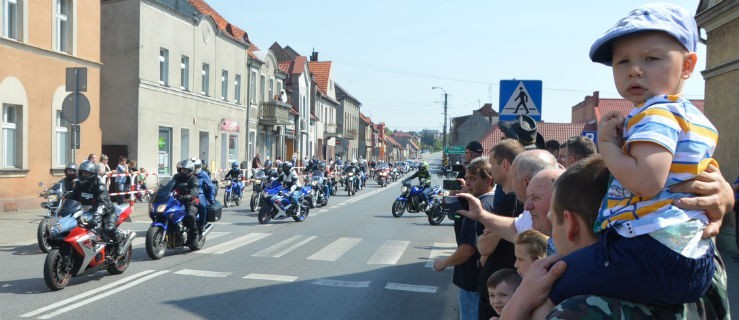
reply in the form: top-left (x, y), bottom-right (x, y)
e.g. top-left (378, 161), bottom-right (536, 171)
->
top-left (243, 273), bottom-right (297, 282)
top-left (367, 240), bottom-right (410, 265)
top-left (307, 237), bottom-right (362, 261)
top-left (175, 269), bottom-right (231, 278)
top-left (312, 279), bottom-right (370, 288)
top-left (385, 282), bottom-right (438, 294)
top-left (197, 233), bottom-right (271, 254)
top-left (21, 269), bottom-right (160, 318)
top-left (132, 231), bottom-right (230, 247)
top-left (252, 235), bottom-right (317, 258)
top-left (318, 209), bottom-right (328, 212)
top-left (424, 242), bottom-right (457, 268)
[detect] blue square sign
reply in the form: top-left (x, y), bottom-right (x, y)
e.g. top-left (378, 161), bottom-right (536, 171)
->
top-left (499, 80), bottom-right (542, 121)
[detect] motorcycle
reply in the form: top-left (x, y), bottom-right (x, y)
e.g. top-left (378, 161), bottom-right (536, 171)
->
top-left (345, 170), bottom-right (357, 196)
top-left (249, 169), bottom-right (269, 212)
top-left (257, 181), bottom-right (310, 224)
top-left (438, 165), bottom-right (458, 179)
top-left (145, 179), bottom-right (216, 260)
top-left (37, 180), bottom-right (64, 253)
top-left (307, 170), bottom-right (329, 208)
top-left (390, 168), bottom-right (400, 182)
top-left (375, 166), bottom-right (390, 187)
top-left (328, 172), bottom-right (339, 196)
top-left (391, 183), bottom-right (444, 219)
top-left (43, 199), bottom-right (135, 291)
top-left (223, 177), bottom-right (244, 208)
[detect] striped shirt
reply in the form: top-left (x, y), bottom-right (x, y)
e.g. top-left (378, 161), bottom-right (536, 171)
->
top-left (595, 95), bottom-right (718, 238)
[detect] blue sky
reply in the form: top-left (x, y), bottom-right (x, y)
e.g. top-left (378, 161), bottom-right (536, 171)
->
top-left (210, 0), bottom-right (706, 132)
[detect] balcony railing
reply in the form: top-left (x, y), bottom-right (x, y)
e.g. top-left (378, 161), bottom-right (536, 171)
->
top-left (345, 128), bottom-right (358, 139)
top-left (259, 101), bottom-right (292, 125)
top-left (324, 123), bottom-right (342, 138)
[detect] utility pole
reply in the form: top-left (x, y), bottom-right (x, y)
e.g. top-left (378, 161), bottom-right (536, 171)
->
top-left (432, 87), bottom-right (448, 166)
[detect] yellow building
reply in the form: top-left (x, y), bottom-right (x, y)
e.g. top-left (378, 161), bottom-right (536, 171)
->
top-left (0, 0), bottom-right (101, 212)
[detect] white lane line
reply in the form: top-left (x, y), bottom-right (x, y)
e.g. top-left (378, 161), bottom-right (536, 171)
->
top-left (243, 273), bottom-right (297, 282)
top-left (197, 233), bottom-right (271, 254)
top-left (367, 240), bottom-right (410, 265)
top-left (312, 279), bottom-right (371, 288)
top-left (318, 209), bottom-right (328, 212)
top-left (307, 237), bottom-right (362, 261)
top-left (174, 269), bottom-right (231, 278)
top-left (385, 282), bottom-right (438, 294)
top-left (338, 203), bottom-right (346, 206)
top-left (36, 270), bottom-right (170, 319)
top-left (424, 242), bottom-right (457, 268)
top-left (252, 235), bottom-right (317, 258)
top-left (132, 231), bottom-right (230, 247)
top-left (21, 270), bottom-right (159, 318)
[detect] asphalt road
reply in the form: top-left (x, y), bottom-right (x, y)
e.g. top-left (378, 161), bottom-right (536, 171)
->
top-left (1, 154), bottom-right (464, 320)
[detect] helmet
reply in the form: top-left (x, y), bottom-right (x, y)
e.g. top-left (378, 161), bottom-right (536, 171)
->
top-left (418, 161), bottom-right (429, 172)
top-left (281, 161), bottom-right (293, 174)
top-left (351, 159), bottom-right (358, 165)
top-left (307, 159), bottom-right (314, 168)
top-left (177, 159), bottom-right (195, 176)
top-left (77, 160), bottom-right (98, 184)
top-left (263, 159), bottom-right (272, 170)
top-left (318, 161), bottom-right (326, 171)
top-left (193, 159), bottom-right (203, 174)
top-left (231, 161), bottom-right (239, 170)
top-left (64, 162), bottom-right (78, 178)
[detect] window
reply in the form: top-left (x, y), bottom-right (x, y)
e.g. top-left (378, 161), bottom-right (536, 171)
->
top-left (180, 55), bottom-right (189, 91)
top-left (201, 63), bottom-right (209, 96)
top-left (259, 75), bottom-right (266, 102)
top-left (248, 131), bottom-right (255, 161)
top-left (55, 111), bottom-right (69, 166)
top-left (268, 78), bottom-right (274, 101)
top-left (221, 70), bottom-right (228, 101)
top-left (228, 135), bottom-right (238, 163)
top-left (277, 81), bottom-right (283, 97)
top-left (2, 0), bottom-right (21, 40)
top-left (158, 127), bottom-right (172, 175)
top-left (180, 128), bottom-right (189, 161)
top-left (249, 70), bottom-right (257, 104)
top-left (55, 0), bottom-right (71, 53)
top-left (234, 74), bottom-right (241, 104)
top-left (2, 104), bottom-right (20, 168)
top-left (159, 48), bottom-right (169, 86)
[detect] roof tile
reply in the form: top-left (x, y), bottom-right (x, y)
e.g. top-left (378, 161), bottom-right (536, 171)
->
top-left (308, 61), bottom-right (332, 95)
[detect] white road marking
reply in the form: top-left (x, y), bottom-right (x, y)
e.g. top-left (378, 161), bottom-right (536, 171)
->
top-left (174, 269), bottom-right (231, 278)
top-left (385, 282), bottom-right (438, 294)
top-left (243, 273), bottom-right (297, 282)
top-left (307, 237), bottom-right (362, 261)
top-left (21, 270), bottom-right (160, 318)
top-left (197, 233), bottom-right (271, 254)
top-left (424, 242), bottom-right (457, 268)
top-left (252, 235), bottom-right (317, 258)
top-left (312, 279), bottom-right (371, 288)
top-left (31, 270), bottom-right (169, 319)
top-left (131, 231), bottom-right (230, 247)
top-left (367, 240), bottom-right (410, 265)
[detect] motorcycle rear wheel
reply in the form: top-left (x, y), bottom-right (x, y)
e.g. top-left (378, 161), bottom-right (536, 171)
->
top-left (43, 248), bottom-right (72, 291)
top-left (250, 193), bottom-right (260, 212)
top-left (427, 204), bottom-right (445, 225)
top-left (224, 192), bottom-right (232, 208)
top-left (37, 217), bottom-right (51, 253)
top-left (145, 227), bottom-right (166, 260)
top-left (107, 243), bottom-right (132, 275)
top-left (391, 200), bottom-right (405, 217)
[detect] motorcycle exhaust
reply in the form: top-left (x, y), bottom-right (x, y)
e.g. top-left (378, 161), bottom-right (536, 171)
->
top-left (201, 223), bottom-right (214, 237)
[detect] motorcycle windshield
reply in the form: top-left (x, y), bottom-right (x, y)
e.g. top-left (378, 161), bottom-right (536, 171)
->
top-left (254, 169), bottom-right (266, 179)
top-left (311, 171), bottom-right (324, 178)
top-left (153, 179), bottom-right (176, 203)
top-left (58, 199), bottom-right (82, 217)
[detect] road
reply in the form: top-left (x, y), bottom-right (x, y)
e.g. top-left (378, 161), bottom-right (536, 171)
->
top-left (1, 153), bottom-right (464, 320)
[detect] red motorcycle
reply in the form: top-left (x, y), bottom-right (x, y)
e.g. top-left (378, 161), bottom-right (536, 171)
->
top-left (43, 199), bottom-right (135, 291)
top-left (375, 165), bottom-right (390, 187)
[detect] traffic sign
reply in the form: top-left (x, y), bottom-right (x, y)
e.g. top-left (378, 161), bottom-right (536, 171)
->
top-left (582, 131), bottom-right (597, 142)
top-left (499, 80), bottom-right (542, 121)
top-left (61, 92), bottom-right (91, 123)
top-left (444, 145), bottom-right (465, 155)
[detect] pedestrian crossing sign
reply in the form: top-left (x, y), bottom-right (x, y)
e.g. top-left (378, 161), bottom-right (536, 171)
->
top-left (499, 80), bottom-right (542, 121)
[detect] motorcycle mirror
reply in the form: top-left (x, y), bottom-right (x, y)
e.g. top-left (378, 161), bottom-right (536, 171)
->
top-left (40, 202), bottom-right (48, 208)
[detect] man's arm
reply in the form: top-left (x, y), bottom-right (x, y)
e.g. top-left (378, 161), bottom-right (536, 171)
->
top-left (433, 244), bottom-right (476, 272)
top-left (477, 231), bottom-right (501, 265)
top-left (670, 164), bottom-right (734, 238)
top-left (456, 193), bottom-right (518, 243)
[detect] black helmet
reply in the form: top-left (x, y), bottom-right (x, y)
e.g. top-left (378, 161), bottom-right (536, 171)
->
top-left (263, 160), bottom-right (272, 170)
top-left (77, 160), bottom-right (98, 184)
top-left (318, 161), bottom-right (326, 171)
top-left (281, 161), bottom-right (293, 174)
top-left (177, 159), bottom-right (195, 176)
top-left (64, 162), bottom-right (78, 178)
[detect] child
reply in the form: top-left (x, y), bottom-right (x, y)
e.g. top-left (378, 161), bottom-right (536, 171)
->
top-left (550, 3), bottom-right (717, 307)
top-left (135, 167), bottom-right (149, 201)
top-left (513, 229), bottom-right (547, 276)
top-left (487, 268), bottom-right (521, 320)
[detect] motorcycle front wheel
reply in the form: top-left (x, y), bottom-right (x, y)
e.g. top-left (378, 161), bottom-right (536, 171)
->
top-left (224, 192), bottom-right (232, 208)
top-left (250, 193), bottom-right (260, 212)
top-left (392, 200), bottom-right (405, 217)
top-left (107, 243), bottom-right (132, 274)
top-left (427, 204), bottom-right (445, 225)
top-left (37, 217), bottom-right (51, 253)
top-left (293, 199), bottom-right (310, 222)
top-left (145, 227), bottom-right (166, 260)
top-left (258, 204), bottom-right (274, 224)
top-left (43, 248), bottom-right (72, 291)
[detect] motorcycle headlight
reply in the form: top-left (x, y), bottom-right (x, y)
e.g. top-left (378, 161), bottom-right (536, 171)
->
top-left (50, 221), bottom-right (63, 235)
top-left (47, 194), bottom-right (59, 203)
top-left (348, 172), bottom-right (354, 176)
top-left (311, 181), bottom-right (318, 186)
top-left (253, 180), bottom-right (261, 184)
top-left (401, 186), bottom-right (408, 193)
top-left (156, 204), bottom-right (167, 213)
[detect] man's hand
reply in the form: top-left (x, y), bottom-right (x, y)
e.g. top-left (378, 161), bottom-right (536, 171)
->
top-left (432, 259), bottom-right (447, 272)
top-left (501, 254), bottom-right (568, 320)
top-left (456, 193), bottom-right (484, 221)
top-left (671, 164), bottom-right (734, 238)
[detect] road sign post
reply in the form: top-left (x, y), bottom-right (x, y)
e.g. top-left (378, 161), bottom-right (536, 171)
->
top-left (64, 67), bottom-right (89, 163)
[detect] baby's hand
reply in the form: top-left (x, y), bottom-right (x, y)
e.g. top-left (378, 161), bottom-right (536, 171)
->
top-left (598, 111), bottom-right (625, 146)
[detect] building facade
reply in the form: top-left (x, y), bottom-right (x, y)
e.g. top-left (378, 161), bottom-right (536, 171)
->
top-left (335, 83), bottom-right (360, 161)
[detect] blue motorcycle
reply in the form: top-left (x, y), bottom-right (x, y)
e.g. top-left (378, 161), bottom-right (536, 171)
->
top-left (223, 177), bottom-right (243, 208)
top-left (257, 181), bottom-right (310, 224)
top-left (391, 183), bottom-right (444, 219)
top-left (145, 180), bottom-right (216, 260)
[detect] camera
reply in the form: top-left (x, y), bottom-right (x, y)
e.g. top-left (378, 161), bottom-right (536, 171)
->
top-left (442, 196), bottom-right (469, 220)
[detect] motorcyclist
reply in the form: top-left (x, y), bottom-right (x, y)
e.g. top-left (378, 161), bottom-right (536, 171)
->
top-left (277, 162), bottom-right (303, 214)
top-left (223, 161), bottom-right (243, 199)
top-left (401, 161), bottom-right (433, 209)
top-left (263, 159), bottom-right (279, 180)
top-left (358, 159), bottom-right (368, 188)
top-left (173, 159), bottom-right (201, 246)
top-left (344, 159), bottom-right (360, 191)
top-left (193, 159), bottom-right (216, 229)
top-left (316, 161), bottom-right (330, 200)
top-left (62, 162), bottom-right (78, 192)
top-left (65, 160), bottom-right (133, 256)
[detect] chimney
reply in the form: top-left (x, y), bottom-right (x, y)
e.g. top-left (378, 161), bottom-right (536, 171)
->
top-left (310, 50), bottom-right (319, 62)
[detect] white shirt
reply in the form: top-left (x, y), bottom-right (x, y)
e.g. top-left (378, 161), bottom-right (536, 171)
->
top-left (514, 210), bottom-right (532, 234)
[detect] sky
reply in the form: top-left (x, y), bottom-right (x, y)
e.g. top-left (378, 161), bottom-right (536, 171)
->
top-left (210, 0), bottom-right (707, 132)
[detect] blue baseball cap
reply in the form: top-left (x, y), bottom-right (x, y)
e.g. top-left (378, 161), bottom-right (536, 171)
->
top-left (590, 3), bottom-right (698, 65)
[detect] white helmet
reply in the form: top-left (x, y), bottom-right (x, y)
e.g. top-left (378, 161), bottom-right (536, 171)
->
top-left (193, 159), bottom-right (203, 174)
top-left (352, 159), bottom-right (358, 165)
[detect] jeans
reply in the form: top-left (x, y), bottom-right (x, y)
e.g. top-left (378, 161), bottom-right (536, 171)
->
top-left (458, 288), bottom-right (480, 320)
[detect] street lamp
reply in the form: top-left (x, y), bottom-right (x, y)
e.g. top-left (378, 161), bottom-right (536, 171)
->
top-left (432, 87), bottom-right (448, 165)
